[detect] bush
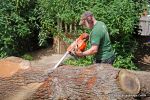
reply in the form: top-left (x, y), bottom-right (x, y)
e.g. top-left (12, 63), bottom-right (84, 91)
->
top-left (0, 0), bottom-right (41, 57)
top-left (64, 56), bottom-right (93, 67)
top-left (21, 54), bottom-right (33, 61)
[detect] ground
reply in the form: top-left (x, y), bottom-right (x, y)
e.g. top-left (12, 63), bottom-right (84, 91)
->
top-left (29, 46), bottom-right (55, 60)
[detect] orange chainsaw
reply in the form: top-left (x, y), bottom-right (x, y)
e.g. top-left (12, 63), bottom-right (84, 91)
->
top-left (52, 33), bottom-right (89, 70)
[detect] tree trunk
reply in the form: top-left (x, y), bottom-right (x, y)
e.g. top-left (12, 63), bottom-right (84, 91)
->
top-left (0, 63), bottom-right (150, 100)
top-left (32, 64), bottom-right (150, 100)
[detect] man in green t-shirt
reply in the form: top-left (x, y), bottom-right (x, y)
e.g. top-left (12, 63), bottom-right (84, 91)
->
top-left (76, 11), bottom-right (115, 64)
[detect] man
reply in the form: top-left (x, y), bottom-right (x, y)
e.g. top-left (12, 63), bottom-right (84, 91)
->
top-left (75, 11), bottom-right (115, 64)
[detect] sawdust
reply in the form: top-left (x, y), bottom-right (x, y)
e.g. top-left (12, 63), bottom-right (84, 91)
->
top-left (143, 55), bottom-right (150, 64)
top-left (0, 60), bottom-right (21, 77)
top-left (7, 82), bottom-right (43, 100)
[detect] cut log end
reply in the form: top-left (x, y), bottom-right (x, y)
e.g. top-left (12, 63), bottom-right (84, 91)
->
top-left (118, 69), bottom-right (140, 94)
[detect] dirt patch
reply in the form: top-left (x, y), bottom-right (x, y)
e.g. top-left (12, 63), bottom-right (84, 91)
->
top-left (29, 46), bottom-right (55, 60)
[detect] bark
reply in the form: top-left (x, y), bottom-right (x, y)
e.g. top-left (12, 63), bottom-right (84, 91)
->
top-left (31, 64), bottom-right (150, 100)
top-left (0, 64), bottom-right (150, 100)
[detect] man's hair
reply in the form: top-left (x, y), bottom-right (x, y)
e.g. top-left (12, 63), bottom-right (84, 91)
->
top-left (79, 11), bottom-right (94, 25)
top-left (80, 11), bottom-right (93, 20)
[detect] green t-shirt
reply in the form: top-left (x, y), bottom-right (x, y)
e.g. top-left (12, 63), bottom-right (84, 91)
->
top-left (90, 21), bottom-right (114, 60)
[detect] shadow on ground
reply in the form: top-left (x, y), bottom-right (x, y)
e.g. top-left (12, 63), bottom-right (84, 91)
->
top-left (134, 36), bottom-right (150, 71)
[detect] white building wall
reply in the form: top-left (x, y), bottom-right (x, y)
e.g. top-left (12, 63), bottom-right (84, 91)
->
top-left (139, 16), bottom-right (150, 36)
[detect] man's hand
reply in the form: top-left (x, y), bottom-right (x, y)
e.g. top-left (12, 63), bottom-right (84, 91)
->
top-left (75, 50), bottom-right (84, 57)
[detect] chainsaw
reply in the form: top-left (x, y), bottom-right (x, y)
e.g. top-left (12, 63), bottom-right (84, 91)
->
top-left (50, 33), bottom-right (89, 71)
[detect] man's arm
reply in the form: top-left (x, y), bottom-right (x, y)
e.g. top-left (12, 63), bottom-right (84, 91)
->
top-left (83, 45), bottom-right (98, 56)
top-left (76, 45), bottom-right (99, 57)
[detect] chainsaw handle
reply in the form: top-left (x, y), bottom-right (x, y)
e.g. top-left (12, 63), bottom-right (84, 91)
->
top-left (67, 33), bottom-right (89, 52)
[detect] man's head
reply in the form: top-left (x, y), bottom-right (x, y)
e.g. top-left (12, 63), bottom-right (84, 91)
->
top-left (79, 11), bottom-right (96, 29)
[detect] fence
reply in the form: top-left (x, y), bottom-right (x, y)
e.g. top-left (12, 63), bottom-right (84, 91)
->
top-left (54, 19), bottom-right (78, 54)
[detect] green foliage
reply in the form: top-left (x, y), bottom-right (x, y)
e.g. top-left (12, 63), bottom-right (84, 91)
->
top-left (0, 0), bottom-right (41, 57)
top-left (21, 54), bottom-right (33, 60)
top-left (36, 0), bottom-right (147, 36)
top-left (35, 0), bottom-right (146, 38)
top-left (0, 0), bottom-right (31, 57)
top-left (64, 56), bottom-right (93, 67)
top-left (113, 54), bottom-right (137, 70)
top-left (112, 34), bottom-right (138, 69)
top-left (35, 0), bottom-right (56, 46)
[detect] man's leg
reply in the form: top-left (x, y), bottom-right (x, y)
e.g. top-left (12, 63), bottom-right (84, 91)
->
top-left (94, 55), bottom-right (115, 65)
top-left (101, 55), bottom-right (115, 65)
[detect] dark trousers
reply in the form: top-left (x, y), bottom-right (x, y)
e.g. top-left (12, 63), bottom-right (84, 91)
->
top-left (94, 55), bottom-right (115, 65)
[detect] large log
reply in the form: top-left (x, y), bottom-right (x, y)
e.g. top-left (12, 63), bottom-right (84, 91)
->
top-left (30, 64), bottom-right (150, 100)
top-left (0, 63), bottom-right (150, 100)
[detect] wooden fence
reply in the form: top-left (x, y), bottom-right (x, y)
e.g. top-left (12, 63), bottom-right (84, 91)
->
top-left (53, 19), bottom-right (78, 54)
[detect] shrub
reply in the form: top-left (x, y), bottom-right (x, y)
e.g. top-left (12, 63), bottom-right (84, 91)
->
top-left (0, 0), bottom-right (40, 57)
top-left (21, 54), bottom-right (33, 61)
